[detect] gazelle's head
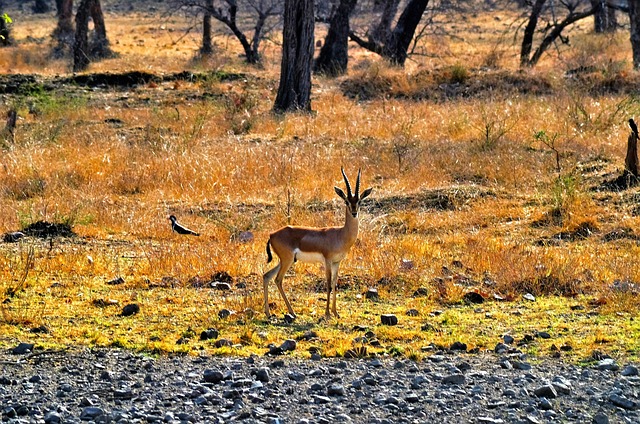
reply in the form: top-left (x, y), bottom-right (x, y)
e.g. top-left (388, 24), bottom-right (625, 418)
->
top-left (334, 167), bottom-right (373, 218)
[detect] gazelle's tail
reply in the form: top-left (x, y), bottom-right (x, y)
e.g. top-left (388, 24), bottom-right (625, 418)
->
top-left (266, 240), bottom-right (273, 263)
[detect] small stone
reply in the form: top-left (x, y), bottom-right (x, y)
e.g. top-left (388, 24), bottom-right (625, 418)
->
top-left (80, 407), bottom-right (105, 420)
top-left (477, 418), bottom-right (504, 424)
top-left (327, 383), bottom-right (345, 396)
top-left (538, 398), bottom-right (554, 410)
top-left (3, 231), bottom-right (25, 242)
top-left (280, 339), bottom-right (296, 352)
top-left (523, 293), bottom-right (536, 302)
top-left (287, 371), bottom-right (305, 382)
top-left (534, 384), bottom-right (558, 399)
top-left (463, 291), bottom-right (485, 304)
top-left (106, 276), bottom-right (125, 285)
top-left (503, 335), bottom-right (514, 345)
top-left (442, 374), bottom-right (465, 385)
top-left (212, 282), bottom-right (232, 291)
top-left (44, 412), bottom-right (62, 424)
top-left (238, 231), bottom-right (254, 243)
top-left (255, 368), bottom-right (270, 382)
top-left (381, 314), bottom-right (398, 326)
top-left (200, 328), bottom-right (219, 340)
top-left (494, 343), bottom-right (509, 354)
top-left (406, 308), bottom-right (419, 316)
top-left (203, 369), bottom-right (224, 383)
top-left (609, 393), bottom-right (638, 410)
top-left (592, 412), bottom-right (609, 424)
top-left (536, 331), bottom-right (551, 339)
top-left (283, 313), bottom-right (296, 323)
top-left (412, 287), bottom-right (429, 297)
top-left (450, 341), bottom-right (467, 351)
top-left (621, 365), bottom-right (639, 376)
top-left (11, 342), bottom-right (34, 355)
top-left (218, 309), bottom-right (232, 319)
top-left (597, 358), bottom-right (619, 371)
top-left (511, 361), bottom-right (532, 370)
top-left (214, 339), bottom-right (233, 348)
top-left (365, 288), bottom-right (379, 300)
top-left (121, 303), bottom-right (140, 316)
top-left (30, 325), bottom-right (49, 334)
top-left (400, 259), bottom-right (414, 270)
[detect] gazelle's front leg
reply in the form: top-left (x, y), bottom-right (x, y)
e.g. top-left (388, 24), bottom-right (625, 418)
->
top-left (330, 261), bottom-right (341, 318)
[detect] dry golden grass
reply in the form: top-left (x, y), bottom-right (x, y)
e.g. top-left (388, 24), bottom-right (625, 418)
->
top-left (0, 3), bottom-right (639, 361)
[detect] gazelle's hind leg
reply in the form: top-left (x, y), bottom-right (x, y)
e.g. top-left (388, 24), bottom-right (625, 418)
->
top-left (274, 256), bottom-right (296, 317)
top-left (263, 263), bottom-right (280, 318)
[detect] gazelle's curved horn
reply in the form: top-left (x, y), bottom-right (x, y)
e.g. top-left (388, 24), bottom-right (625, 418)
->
top-left (341, 167), bottom-right (353, 198)
top-left (355, 168), bottom-right (362, 198)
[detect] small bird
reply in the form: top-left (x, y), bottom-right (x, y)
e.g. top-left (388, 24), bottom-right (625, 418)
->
top-left (629, 118), bottom-right (639, 139)
top-left (168, 215), bottom-right (200, 236)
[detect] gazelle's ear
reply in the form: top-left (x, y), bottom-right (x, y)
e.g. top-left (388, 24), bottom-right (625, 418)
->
top-left (360, 187), bottom-right (373, 200)
top-left (335, 186), bottom-right (348, 203)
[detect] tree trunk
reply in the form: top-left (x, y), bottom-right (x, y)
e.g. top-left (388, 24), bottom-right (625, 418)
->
top-left (54, 0), bottom-right (74, 45)
top-left (201, 0), bottom-right (213, 55)
top-left (383, 0), bottom-right (429, 66)
top-left (88, 0), bottom-right (111, 58)
top-left (34, 0), bottom-right (51, 13)
top-left (606, 4), bottom-right (618, 32)
top-left (593, 0), bottom-right (606, 32)
top-left (314, 0), bottom-right (357, 76)
top-left (73, 0), bottom-right (91, 71)
top-left (625, 131), bottom-right (639, 177)
top-left (273, 0), bottom-right (315, 113)
top-left (520, 0), bottom-right (546, 68)
top-left (630, 0), bottom-right (640, 69)
top-left (370, 0), bottom-right (399, 45)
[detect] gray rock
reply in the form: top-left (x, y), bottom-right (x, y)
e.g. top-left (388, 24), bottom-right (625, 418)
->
top-left (80, 407), bottom-right (105, 421)
top-left (288, 371), bottom-right (305, 382)
top-left (327, 383), bottom-right (345, 396)
top-left (592, 412), bottom-right (609, 424)
top-left (609, 393), bottom-right (638, 410)
top-left (622, 365), bottom-right (639, 376)
top-left (121, 303), bottom-right (139, 316)
top-left (280, 339), bottom-right (296, 352)
top-left (44, 412), bottom-right (62, 424)
top-left (538, 397), bottom-right (554, 410)
top-left (381, 314), bottom-right (398, 326)
top-left (203, 369), bottom-right (224, 383)
top-left (11, 343), bottom-right (34, 355)
top-left (597, 359), bottom-right (619, 371)
top-left (511, 361), bottom-right (532, 371)
top-left (365, 288), bottom-right (379, 300)
top-left (255, 367), bottom-right (269, 382)
top-left (533, 384), bottom-right (558, 399)
top-left (442, 374), bottom-right (465, 385)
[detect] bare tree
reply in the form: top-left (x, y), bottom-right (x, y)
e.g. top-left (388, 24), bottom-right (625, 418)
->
top-left (630, 0), bottom-right (640, 68)
top-left (73, 0), bottom-right (110, 71)
top-left (53, 0), bottom-right (74, 50)
top-left (520, 0), bottom-right (598, 68)
top-left (591, 0), bottom-right (617, 32)
top-left (349, 0), bottom-right (430, 66)
top-left (273, 0), bottom-right (314, 112)
top-left (170, 0), bottom-right (282, 64)
top-left (314, 0), bottom-right (358, 76)
top-left (201, 0), bottom-right (214, 54)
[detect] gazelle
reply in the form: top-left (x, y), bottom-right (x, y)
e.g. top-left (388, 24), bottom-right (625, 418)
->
top-left (263, 168), bottom-right (372, 320)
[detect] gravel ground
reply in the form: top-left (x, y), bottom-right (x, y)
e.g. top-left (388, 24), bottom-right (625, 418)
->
top-left (1, 347), bottom-right (639, 424)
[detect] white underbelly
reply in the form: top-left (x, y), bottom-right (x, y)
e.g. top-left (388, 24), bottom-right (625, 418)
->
top-left (293, 248), bottom-right (325, 264)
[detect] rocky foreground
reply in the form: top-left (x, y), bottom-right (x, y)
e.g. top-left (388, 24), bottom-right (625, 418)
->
top-left (1, 347), bottom-right (639, 424)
